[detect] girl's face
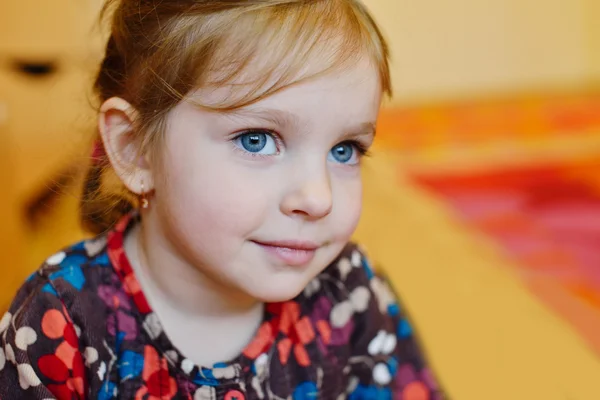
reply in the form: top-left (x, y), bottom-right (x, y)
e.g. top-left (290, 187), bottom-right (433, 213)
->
top-left (149, 58), bottom-right (382, 302)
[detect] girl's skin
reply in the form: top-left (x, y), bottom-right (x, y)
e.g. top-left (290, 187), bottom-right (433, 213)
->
top-left (99, 56), bottom-right (382, 367)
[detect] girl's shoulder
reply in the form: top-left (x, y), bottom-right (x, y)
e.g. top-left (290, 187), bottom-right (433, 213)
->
top-left (309, 241), bottom-right (397, 307)
top-left (0, 235), bottom-right (128, 399)
top-left (1, 234), bottom-right (121, 345)
top-left (295, 242), bottom-right (442, 397)
top-left (11, 234), bottom-right (113, 301)
top-left (301, 241), bottom-right (400, 334)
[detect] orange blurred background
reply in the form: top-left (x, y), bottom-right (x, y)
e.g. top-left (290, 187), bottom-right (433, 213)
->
top-left (1, 0), bottom-right (600, 398)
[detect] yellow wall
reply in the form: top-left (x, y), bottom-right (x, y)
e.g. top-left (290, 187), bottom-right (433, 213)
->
top-left (0, 103), bottom-right (25, 311)
top-left (584, 0), bottom-right (600, 84)
top-left (0, 0), bottom-right (104, 200)
top-left (367, 0), bottom-right (596, 104)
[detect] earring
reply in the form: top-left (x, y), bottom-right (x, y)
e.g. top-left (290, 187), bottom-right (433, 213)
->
top-left (140, 180), bottom-right (149, 209)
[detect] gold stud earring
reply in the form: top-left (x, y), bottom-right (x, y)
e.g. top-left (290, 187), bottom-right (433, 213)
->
top-left (140, 180), bottom-right (149, 209)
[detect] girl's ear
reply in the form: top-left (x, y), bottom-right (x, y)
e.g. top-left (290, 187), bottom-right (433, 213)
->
top-left (98, 97), bottom-right (154, 195)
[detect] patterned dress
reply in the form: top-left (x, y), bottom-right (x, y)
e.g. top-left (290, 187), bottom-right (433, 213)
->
top-left (0, 215), bottom-right (442, 399)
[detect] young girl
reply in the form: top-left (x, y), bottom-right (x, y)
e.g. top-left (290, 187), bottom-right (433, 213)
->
top-left (0, 1), bottom-right (441, 398)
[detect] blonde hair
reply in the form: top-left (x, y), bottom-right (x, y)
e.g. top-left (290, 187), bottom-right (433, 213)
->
top-left (82, 0), bottom-right (392, 234)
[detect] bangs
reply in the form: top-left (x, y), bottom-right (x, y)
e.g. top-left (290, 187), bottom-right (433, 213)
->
top-left (174, 0), bottom-right (391, 110)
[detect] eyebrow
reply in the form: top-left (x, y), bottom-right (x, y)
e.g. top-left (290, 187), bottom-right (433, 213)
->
top-left (228, 107), bottom-right (377, 137)
top-left (353, 122), bottom-right (377, 137)
top-left (227, 108), bottom-right (303, 131)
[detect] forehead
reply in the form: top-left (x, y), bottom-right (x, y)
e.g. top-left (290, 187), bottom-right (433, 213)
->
top-left (192, 55), bottom-right (382, 120)
top-left (253, 59), bottom-right (381, 113)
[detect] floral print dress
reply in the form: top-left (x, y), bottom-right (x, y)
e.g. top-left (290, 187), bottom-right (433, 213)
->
top-left (0, 215), bottom-right (442, 399)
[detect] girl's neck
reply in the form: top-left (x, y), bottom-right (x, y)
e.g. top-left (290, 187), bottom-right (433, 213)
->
top-left (123, 218), bottom-right (265, 366)
top-left (126, 218), bottom-right (260, 316)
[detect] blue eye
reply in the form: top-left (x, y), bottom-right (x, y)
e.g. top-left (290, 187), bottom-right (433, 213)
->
top-left (234, 131), bottom-right (278, 155)
top-left (328, 142), bottom-right (359, 165)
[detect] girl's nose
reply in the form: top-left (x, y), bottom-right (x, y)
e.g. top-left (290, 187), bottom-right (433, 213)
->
top-left (280, 167), bottom-right (333, 220)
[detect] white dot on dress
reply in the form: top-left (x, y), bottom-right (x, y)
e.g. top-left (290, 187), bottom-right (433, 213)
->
top-left (381, 333), bottom-right (397, 355)
top-left (337, 258), bottom-right (352, 280)
top-left (181, 358), bottom-right (195, 374)
top-left (165, 350), bottom-right (178, 364)
top-left (367, 330), bottom-right (386, 356)
top-left (373, 363), bottom-right (392, 385)
top-left (194, 385), bottom-right (216, 400)
top-left (212, 365), bottom-right (236, 379)
top-left (143, 313), bottom-right (163, 340)
top-left (0, 312), bottom-right (11, 334)
top-left (349, 286), bottom-right (371, 312)
top-left (84, 237), bottom-right (107, 257)
top-left (330, 301), bottom-right (354, 328)
top-left (17, 363), bottom-right (42, 389)
top-left (351, 251), bottom-right (362, 268)
top-left (97, 362), bottom-right (107, 380)
top-left (46, 252), bottom-right (66, 266)
top-left (5, 344), bottom-right (15, 364)
top-left (84, 347), bottom-right (99, 365)
top-left (15, 327), bottom-right (37, 351)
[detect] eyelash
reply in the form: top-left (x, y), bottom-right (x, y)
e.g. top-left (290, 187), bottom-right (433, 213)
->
top-left (231, 130), bottom-right (372, 160)
top-left (342, 140), bottom-right (371, 158)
